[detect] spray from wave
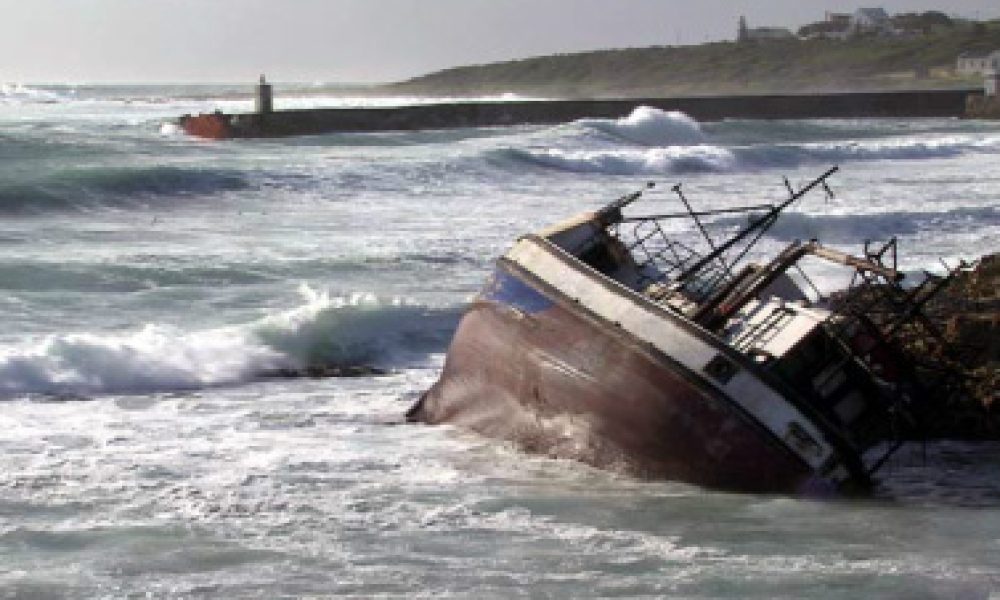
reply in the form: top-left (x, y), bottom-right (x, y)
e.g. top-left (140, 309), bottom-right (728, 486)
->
top-left (272, 91), bottom-right (548, 111)
top-left (579, 107), bottom-right (706, 146)
top-left (0, 285), bottom-right (460, 398)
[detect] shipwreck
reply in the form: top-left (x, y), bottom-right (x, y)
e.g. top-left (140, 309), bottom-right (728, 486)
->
top-left (408, 167), bottom-right (968, 494)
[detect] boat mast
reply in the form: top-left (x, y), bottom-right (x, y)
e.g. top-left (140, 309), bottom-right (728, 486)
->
top-left (674, 166), bottom-right (839, 283)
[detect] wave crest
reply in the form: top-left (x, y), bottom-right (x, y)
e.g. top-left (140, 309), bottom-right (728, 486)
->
top-left (0, 83), bottom-right (65, 104)
top-left (0, 285), bottom-right (460, 397)
top-left (580, 107), bottom-right (706, 146)
top-left (497, 134), bottom-right (1000, 176)
top-left (500, 146), bottom-right (736, 175)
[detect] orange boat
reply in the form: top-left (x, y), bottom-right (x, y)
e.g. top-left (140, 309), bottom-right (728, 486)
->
top-left (178, 111), bottom-right (233, 139)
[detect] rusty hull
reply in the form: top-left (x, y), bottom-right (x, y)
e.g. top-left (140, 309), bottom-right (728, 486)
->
top-left (409, 260), bottom-right (830, 494)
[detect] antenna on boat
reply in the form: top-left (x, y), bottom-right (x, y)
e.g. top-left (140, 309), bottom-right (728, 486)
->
top-left (797, 175), bottom-right (835, 203)
top-left (675, 165), bottom-right (839, 283)
top-left (822, 179), bottom-right (835, 200)
top-left (672, 182), bottom-right (732, 279)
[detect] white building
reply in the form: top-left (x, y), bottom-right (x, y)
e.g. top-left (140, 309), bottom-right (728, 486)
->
top-left (850, 8), bottom-right (893, 35)
top-left (957, 51), bottom-right (1000, 76)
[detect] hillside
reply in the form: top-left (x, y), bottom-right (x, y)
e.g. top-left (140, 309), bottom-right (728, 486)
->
top-left (385, 22), bottom-right (1000, 98)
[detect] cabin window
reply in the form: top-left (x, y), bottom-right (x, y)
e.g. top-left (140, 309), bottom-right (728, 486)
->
top-left (578, 242), bottom-right (618, 275)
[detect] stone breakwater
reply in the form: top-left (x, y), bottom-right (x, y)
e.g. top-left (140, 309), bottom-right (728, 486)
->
top-left (180, 89), bottom-right (978, 139)
top-left (967, 95), bottom-right (1000, 120)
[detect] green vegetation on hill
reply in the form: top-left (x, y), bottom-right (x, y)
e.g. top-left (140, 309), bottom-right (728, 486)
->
top-left (385, 21), bottom-right (1000, 98)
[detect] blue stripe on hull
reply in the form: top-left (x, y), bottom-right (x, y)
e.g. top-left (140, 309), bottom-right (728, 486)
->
top-left (479, 265), bottom-right (555, 315)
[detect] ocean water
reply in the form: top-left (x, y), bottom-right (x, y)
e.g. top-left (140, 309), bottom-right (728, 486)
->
top-left (1, 84), bottom-right (999, 599)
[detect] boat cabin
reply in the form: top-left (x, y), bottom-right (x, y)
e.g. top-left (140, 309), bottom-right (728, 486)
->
top-left (535, 176), bottom-right (925, 458)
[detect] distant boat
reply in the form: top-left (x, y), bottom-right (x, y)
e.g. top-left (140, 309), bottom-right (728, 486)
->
top-left (178, 111), bottom-right (234, 140)
top-left (408, 167), bottom-right (962, 494)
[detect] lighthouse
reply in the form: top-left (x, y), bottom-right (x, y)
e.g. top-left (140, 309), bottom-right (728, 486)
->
top-left (255, 74), bottom-right (273, 114)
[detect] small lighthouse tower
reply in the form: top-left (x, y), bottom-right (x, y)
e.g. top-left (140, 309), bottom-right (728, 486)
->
top-left (255, 74), bottom-right (273, 114)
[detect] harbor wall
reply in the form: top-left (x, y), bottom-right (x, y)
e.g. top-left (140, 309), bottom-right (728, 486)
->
top-left (184, 89), bottom-right (980, 138)
top-left (966, 95), bottom-right (1000, 119)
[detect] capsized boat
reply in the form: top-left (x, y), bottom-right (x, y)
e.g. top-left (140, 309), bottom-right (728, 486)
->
top-left (408, 167), bottom-right (962, 494)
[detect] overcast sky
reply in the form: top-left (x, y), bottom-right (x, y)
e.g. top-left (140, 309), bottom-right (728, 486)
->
top-left (2, 0), bottom-right (998, 84)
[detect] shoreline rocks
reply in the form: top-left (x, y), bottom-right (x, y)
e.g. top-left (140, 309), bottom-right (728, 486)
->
top-left (905, 253), bottom-right (998, 438)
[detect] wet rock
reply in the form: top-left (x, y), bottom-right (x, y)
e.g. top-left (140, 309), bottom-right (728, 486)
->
top-left (261, 364), bottom-right (389, 379)
top-left (830, 253), bottom-right (998, 439)
top-left (906, 253), bottom-right (999, 438)
top-left (933, 254), bottom-right (999, 417)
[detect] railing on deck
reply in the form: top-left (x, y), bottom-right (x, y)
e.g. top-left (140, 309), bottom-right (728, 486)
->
top-left (608, 203), bottom-right (774, 304)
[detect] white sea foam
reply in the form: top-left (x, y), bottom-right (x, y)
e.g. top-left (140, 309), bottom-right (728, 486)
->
top-left (265, 92), bottom-right (547, 112)
top-left (0, 83), bottom-right (65, 104)
top-left (580, 106), bottom-right (707, 146)
top-left (0, 285), bottom-right (456, 397)
top-left (512, 145), bottom-right (737, 175)
top-left (508, 133), bottom-right (1000, 176)
top-left (1, 85), bottom-right (999, 597)
top-left (795, 134), bottom-right (1000, 162)
top-left (158, 121), bottom-right (181, 136)
top-left (760, 206), bottom-right (1000, 243)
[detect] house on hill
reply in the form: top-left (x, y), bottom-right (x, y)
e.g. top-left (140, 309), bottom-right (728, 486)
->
top-left (825, 12), bottom-right (852, 27)
top-left (799, 8), bottom-right (898, 40)
top-left (957, 50), bottom-right (1000, 76)
top-left (850, 8), bottom-right (894, 35)
top-left (799, 12), bottom-right (851, 40)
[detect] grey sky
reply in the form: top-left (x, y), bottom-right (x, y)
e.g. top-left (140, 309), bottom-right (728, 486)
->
top-left (2, 0), bottom-right (998, 83)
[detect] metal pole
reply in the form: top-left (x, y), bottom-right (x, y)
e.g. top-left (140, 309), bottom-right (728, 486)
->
top-left (672, 182), bottom-right (731, 279)
top-left (675, 166), bottom-right (839, 283)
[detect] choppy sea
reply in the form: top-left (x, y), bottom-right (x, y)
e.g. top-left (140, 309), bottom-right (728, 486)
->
top-left (1, 83), bottom-right (999, 598)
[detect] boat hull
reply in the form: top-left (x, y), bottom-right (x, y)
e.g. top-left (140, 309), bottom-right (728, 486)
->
top-left (179, 113), bottom-right (233, 139)
top-left (411, 260), bottom-right (830, 493)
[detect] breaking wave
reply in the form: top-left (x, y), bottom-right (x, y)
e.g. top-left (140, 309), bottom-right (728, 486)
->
top-left (0, 285), bottom-right (460, 397)
top-left (735, 135), bottom-right (1000, 169)
top-left (0, 83), bottom-right (66, 104)
top-left (500, 134), bottom-right (1000, 176)
top-left (579, 107), bottom-right (706, 146)
top-left (500, 146), bottom-right (736, 175)
top-left (0, 165), bottom-right (249, 214)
